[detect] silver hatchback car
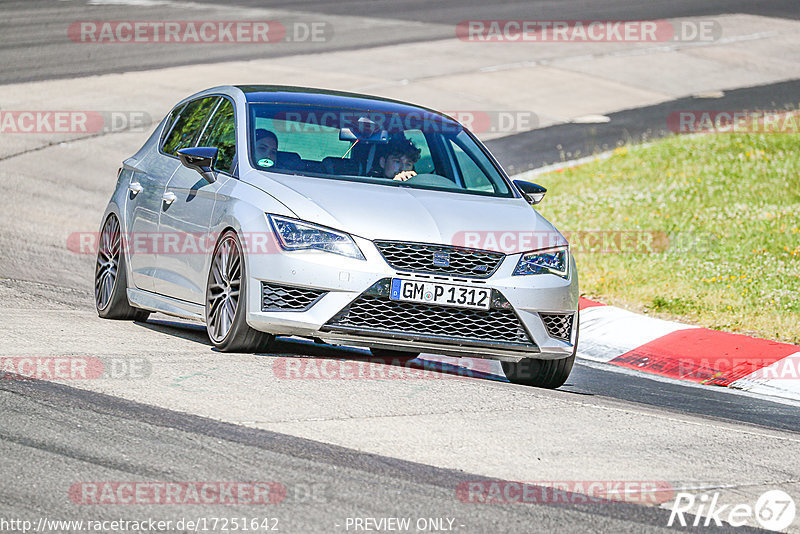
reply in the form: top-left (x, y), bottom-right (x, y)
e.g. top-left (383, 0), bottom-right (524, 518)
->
top-left (95, 85), bottom-right (579, 388)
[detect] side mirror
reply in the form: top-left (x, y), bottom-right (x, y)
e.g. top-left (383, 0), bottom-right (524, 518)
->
top-left (177, 147), bottom-right (219, 183)
top-left (514, 180), bottom-right (547, 205)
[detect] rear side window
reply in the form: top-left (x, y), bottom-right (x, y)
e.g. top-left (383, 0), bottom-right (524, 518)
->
top-left (197, 98), bottom-right (236, 174)
top-left (161, 96), bottom-right (220, 156)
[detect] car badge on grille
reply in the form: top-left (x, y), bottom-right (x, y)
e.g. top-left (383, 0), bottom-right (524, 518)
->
top-left (473, 264), bottom-right (489, 273)
top-left (432, 252), bottom-right (450, 267)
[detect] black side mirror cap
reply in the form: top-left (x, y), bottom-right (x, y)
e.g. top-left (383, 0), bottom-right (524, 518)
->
top-left (514, 180), bottom-right (547, 205)
top-left (177, 147), bottom-right (219, 183)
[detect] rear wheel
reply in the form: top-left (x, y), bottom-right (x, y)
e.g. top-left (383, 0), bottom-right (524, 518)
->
top-left (205, 230), bottom-right (273, 352)
top-left (502, 312), bottom-right (579, 388)
top-left (95, 213), bottom-right (150, 321)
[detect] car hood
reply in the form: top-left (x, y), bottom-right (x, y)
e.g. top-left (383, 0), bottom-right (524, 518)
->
top-left (242, 170), bottom-right (567, 254)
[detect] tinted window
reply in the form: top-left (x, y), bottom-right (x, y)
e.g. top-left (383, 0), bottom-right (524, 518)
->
top-left (447, 136), bottom-right (493, 192)
top-left (197, 98), bottom-right (236, 173)
top-left (248, 103), bottom-right (512, 198)
top-left (161, 96), bottom-right (220, 156)
top-left (404, 129), bottom-right (433, 174)
top-left (160, 103), bottom-right (185, 146)
top-left (254, 115), bottom-right (347, 162)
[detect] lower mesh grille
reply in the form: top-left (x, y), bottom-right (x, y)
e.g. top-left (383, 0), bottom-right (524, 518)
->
top-left (540, 313), bottom-right (574, 342)
top-left (325, 295), bottom-right (532, 345)
top-left (261, 282), bottom-right (327, 311)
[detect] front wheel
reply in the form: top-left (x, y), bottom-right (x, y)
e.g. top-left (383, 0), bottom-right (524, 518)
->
top-left (501, 355), bottom-right (575, 388)
top-left (502, 311), bottom-right (579, 388)
top-left (205, 230), bottom-right (273, 352)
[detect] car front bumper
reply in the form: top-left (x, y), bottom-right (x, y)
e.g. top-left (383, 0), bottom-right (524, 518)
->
top-left (245, 235), bottom-right (579, 362)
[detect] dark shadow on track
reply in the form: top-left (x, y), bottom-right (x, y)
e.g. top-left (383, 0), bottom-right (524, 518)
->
top-left (134, 315), bottom-right (506, 383)
top-left (132, 316), bottom-right (800, 433)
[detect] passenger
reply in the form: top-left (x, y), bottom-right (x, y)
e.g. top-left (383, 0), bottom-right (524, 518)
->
top-left (370, 136), bottom-right (421, 181)
top-left (254, 129), bottom-right (278, 167)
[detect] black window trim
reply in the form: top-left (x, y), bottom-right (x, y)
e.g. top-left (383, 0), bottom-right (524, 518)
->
top-left (197, 97), bottom-right (238, 176)
top-left (158, 93), bottom-right (239, 179)
top-left (159, 102), bottom-right (187, 149)
top-left (445, 132), bottom-right (507, 196)
top-left (158, 96), bottom-right (219, 158)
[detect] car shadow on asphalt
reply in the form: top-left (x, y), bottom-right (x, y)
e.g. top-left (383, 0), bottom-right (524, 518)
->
top-left (264, 336), bottom-right (507, 383)
top-left (134, 315), bottom-right (507, 383)
top-left (134, 316), bottom-right (212, 345)
top-left (136, 316), bottom-right (589, 391)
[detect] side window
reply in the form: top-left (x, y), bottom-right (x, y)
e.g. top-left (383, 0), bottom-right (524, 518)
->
top-left (197, 98), bottom-right (236, 173)
top-left (404, 130), bottom-right (433, 174)
top-left (161, 96), bottom-right (220, 156)
top-left (160, 103), bottom-right (185, 147)
top-left (447, 137), bottom-right (494, 192)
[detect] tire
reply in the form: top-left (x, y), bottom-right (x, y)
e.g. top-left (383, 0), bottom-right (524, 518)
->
top-left (95, 213), bottom-right (150, 321)
top-left (501, 311), bottom-right (579, 388)
top-left (369, 348), bottom-right (420, 361)
top-left (205, 230), bottom-right (273, 352)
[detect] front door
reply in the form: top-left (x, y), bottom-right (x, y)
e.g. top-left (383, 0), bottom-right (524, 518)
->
top-left (154, 96), bottom-right (237, 304)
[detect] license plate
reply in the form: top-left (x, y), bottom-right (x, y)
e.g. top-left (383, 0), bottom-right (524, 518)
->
top-left (389, 278), bottom-right (491, 310)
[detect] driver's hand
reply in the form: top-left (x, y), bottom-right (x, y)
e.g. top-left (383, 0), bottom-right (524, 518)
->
top-left (393, 170), bottom-right (417, 181)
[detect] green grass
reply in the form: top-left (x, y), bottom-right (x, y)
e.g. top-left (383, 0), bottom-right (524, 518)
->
top-left (534, 133), bottom-right (800, 344)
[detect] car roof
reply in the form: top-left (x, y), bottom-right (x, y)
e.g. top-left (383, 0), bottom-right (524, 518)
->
top-left (234, 84), bottom-right (461, 127)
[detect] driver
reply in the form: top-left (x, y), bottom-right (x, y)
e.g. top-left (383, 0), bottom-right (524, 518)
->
top-left (254, 129), bottom-right (278, 167)
top-left (370, 136), bottom-right (421, 181)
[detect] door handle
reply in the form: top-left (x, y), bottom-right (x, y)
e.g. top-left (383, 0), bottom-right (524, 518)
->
top-left (128, 182), bottom-right (143, 195)
top-left (162, 191), bottom-right (177, 205)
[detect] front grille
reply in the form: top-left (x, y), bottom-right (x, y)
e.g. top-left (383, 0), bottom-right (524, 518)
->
top-left (326, 295), bottom-right (532, 345)
top-left (374, 241), bottom-right (504, 278)
top-left (261, 282), bottom-right (327, 311)
top-left (540, 313), bottom-right (574, 342)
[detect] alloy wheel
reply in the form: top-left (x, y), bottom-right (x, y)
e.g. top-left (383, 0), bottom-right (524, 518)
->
top-left (95, 215), bottom-right (121, 311)
top-left (206, 235), bottom-right (242, 342)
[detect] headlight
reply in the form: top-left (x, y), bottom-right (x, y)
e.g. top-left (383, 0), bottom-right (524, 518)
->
top-left (267, 215), bottom-right (365, 260)
top-left (513, 246), bottom-right (569, 278)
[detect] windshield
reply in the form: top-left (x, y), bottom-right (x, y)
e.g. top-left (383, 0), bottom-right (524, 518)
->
top-left (247, 103), bottom-right (513, 198)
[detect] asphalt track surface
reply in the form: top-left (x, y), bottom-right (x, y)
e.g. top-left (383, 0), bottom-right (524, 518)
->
top-left (0, 377), bottom-right (772, 534)
top-left (2, 0), bottom-right (799, 85)
top-left (487, 78), bottom-right (800, 171)
top-left (2, 1), bottom-right (800, 533)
